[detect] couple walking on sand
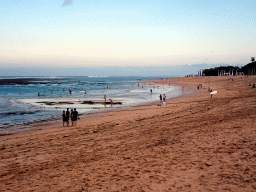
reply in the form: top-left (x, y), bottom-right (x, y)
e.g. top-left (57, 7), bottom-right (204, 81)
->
top-left (159, 94), bottom-right (166, 101)
top-left (62, 108), bottom-right (79, 127)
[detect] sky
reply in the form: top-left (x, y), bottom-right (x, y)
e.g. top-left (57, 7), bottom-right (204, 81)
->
top-left (1, 0), bottom-right (256, 75)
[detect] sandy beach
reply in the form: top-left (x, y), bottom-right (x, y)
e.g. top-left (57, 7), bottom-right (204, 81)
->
top-left (1, 76), bottom-right (256, 192)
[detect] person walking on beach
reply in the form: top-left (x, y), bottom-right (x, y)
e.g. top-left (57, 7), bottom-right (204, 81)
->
top-left (159, 94), bottom-right (162, 102)
top-left (71, 108), bottom-right (79, 126)
top-left (163, 94), bottom-right (166, 102)
top-left (104, 95), bottom-right (106, 101)
top-left (66, 108), bottom-right (70, 127)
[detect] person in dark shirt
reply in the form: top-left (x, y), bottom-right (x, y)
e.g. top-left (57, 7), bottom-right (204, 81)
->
top-left (71, 108), bottom-right (79, 126)
top-left (70, 109), bottom-right (74, 126)
top-left (62, 110), bottom-right (67, 127)
top-left (66, 108), bottom-right (70, 127)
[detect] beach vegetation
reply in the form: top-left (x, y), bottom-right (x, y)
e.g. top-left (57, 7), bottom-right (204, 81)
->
top-left (203, 66), bottom-right (240, 76)
top-left (202, 61), bottom-right (256, 76)
top-left (241, 62), bottom-right (256, 75)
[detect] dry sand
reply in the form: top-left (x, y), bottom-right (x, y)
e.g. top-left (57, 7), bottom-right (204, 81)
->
top-left (1, 76), bottom-right (256, 192)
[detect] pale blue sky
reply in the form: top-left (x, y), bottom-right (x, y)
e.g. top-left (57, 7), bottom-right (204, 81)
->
top-left (1, 0), bottom-right (256, 69)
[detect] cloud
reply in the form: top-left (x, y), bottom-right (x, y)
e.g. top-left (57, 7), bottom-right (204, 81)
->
top-left (62, 0), bottom-right (73, 7)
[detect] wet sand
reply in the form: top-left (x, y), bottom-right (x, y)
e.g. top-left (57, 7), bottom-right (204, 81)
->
top-left (1, 76), bottom-right (256, 192)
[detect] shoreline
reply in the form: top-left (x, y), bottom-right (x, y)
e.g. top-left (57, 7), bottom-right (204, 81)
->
top-left (0, 76), bottom-right (174, 127)
top-left (1, 76), bottom-right (256, 191)
top-left (0, 81), bottom-right (192, 135)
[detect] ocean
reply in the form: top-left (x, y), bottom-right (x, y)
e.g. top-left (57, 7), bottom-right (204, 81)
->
top-left (0, 76), bottom-right (187, 128)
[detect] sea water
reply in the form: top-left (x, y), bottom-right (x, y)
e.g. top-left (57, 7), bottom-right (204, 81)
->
top-left (0, 76), bottom-right (185, 126)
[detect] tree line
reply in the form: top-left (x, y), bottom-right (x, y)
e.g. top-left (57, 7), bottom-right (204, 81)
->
top-left (203, 62), bottom-right (256, 76)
